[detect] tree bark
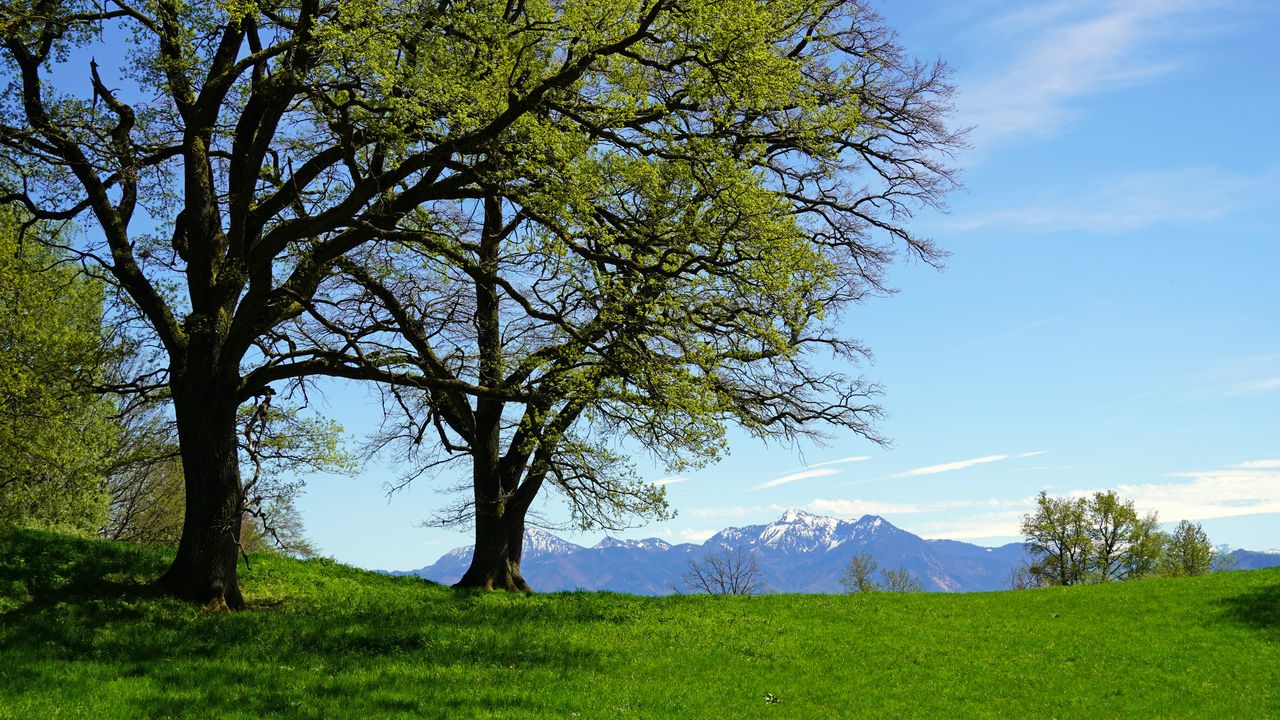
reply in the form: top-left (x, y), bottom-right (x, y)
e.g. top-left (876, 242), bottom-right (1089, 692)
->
top-left (152, 361), bottom-right (246, 610)
top-left (454, 197), bottom-right (532, 592)
top-left (454, 503), bottom-right (532, 591)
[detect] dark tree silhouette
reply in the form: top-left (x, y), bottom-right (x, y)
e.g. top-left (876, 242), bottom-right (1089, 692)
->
top-left (683, 549), bottom-right (763, 596)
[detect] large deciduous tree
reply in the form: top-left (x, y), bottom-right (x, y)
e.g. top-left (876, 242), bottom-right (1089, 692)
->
top-left (2, 0), bottom-right (690, 606)
top-left (306, 0), bottom-right (963, 589)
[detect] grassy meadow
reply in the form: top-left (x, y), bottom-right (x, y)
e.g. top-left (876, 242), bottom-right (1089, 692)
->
top-left (0, 528), bottom-right (1276, 719)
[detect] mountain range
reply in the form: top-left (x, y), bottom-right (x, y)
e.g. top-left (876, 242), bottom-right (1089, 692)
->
top-left (398, 509), bottom-right (1280, 594)
top-left (400, 510), bottom-right (1030, 593)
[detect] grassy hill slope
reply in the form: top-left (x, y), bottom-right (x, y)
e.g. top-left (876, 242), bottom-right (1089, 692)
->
top-left (1, 529), bottom-right (1276, 719)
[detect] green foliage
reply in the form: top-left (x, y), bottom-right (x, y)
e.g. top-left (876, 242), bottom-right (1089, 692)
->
top-left (1162, 520), bottom-right (1214, 578)
top-left (1022, 491), bottom-right (1167, 586)
top-left (1213, 547), bottom-right (1239, 573)
top-left (0, 213), bottom-right (117, 532)
top-left (323, 0), bottom-right (961, 547)
top-left (238, 400), bottom-right (356, 481)
top-left (1021, 492), bottom-right (1091, 586)
top-left (101, 397), bottom-right (351, 555)
top-left (3, 0), bottom-right (960, 598)
top-left (1, 528), bottom-right (1278, 718)
top-left (238, 396), bottom-right (354, 556)
top-left (1009, 563), bottom-right (1044, 591)
top-left (1023, 492), bottom-right (1226, 587)
top-left (105, 454), bottom-right (186, 546)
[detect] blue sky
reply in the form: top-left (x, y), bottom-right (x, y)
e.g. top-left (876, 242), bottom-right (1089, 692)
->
top-left (291, 0), bottom-right (1280, 570)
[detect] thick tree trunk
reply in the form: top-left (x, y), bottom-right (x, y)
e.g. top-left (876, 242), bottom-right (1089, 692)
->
top-left (454, 198), bottom-right (539, 592)
top-left (454, 504), bottom-right (532, 592)
top-left (153, 370), bottom-right (246, 610)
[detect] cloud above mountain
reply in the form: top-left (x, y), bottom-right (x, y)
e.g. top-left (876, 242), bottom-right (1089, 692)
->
top-left (895, 451), bottom-right (1048, 478)
top-left (753, 456), bottom-right (872, 490)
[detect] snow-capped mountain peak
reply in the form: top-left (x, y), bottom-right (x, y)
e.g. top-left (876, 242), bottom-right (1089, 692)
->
top-left (777, 508), bottom-right (818, 523)
top-left (855, 514), bottom-right (887, 530)
top-left (523, 528), bottom-right (583, 557)
top-left (595, 537), bottom-right (673, 552)
top-left (754, 509), bottom-right (845, 552)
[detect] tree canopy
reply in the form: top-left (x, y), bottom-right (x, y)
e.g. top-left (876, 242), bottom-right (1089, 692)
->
top-left (295, 0), bottom-right (963, 589)
top-left (1161, 519), bottom-right (1214, 578)
top-left (0, 0), bottom-right (737, 605)
top-left (840, 552), bottom-right (922, 592)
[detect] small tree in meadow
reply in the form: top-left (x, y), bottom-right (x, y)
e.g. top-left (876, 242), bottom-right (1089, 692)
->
top-left (1161, 520), bottom-right (1214, 577)
top-left (683, 549), bottom-right (763, 596)
top-left (841, 552), bottom-right (923, 592)
top-left (879, 567), bottom-right (924, 593)
top-left (840, 552), bottom-right (880, 593)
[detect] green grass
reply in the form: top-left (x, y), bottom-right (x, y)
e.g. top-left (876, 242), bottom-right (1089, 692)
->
top-left (1, 529), bottom-right (1276, 719)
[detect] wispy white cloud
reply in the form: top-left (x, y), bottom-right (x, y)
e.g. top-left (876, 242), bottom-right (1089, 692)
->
top-left (1117, 464), bottom-right (1280, 521)
top-left (810, 498), bottom-right (927, 516)
top-left (805, 455), bottom-right (872, 469)
top-left (960, 0), bottom-right (1208, 146)
top-left (680, 529), bottom-right (717, 543)
top-left (1093, 353), bottom-right (1280, 411)
top-left (753, 467), bottom-right (841, 490)
top-left (1196, 353), bottom-right (1280, 398)
top-left (1236, 460), bottom-right (1280, 470)
top-left (651, 476), bottom-right (688, 486)
top-left (912, 510), bottom-right (1031, 541)
top-left (688, 505), bottom-right (769, 519)
top-left (821, 459), bottom-right (1280, 541)
top-left (809, 497), bottom-right (1030, 517)
top-left (1012, 465), bottom-right (1091, 473)
top-left (750, 456), bottom-right (871, 491)
top-left (895, 451), bottom-right (1048, 478)
top-left (1224, 377), bottom-right (1280, 396)
top-left (897, 455), bottom-right (1010, 478)
top-left (951, 167), bottom-right (1271, 234)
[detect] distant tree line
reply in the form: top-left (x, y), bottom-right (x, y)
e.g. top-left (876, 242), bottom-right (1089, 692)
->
top-left (1016, 491), bottom-right (1230, 589)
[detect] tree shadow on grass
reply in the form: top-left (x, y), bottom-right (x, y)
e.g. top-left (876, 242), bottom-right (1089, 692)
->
top-left (0, 529), bottom-right (606, 719)
top-left (1214, 582), bottom-right (1280, 632)
top-left (0, 528), bottom-right (167, 598)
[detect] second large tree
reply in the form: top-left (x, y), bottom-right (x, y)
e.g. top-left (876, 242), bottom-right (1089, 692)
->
top-left (309, 0), bottom-right (964, 589)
